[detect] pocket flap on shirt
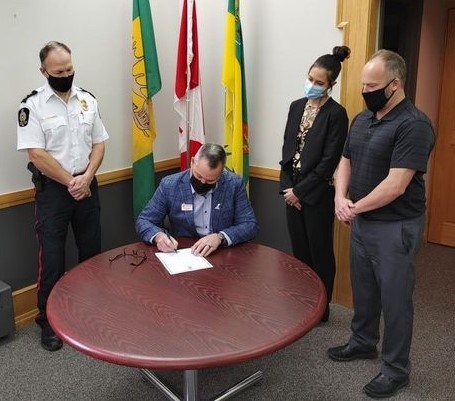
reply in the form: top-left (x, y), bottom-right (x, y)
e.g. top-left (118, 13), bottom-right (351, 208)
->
top-left (40, 116), bottom-right (67, 131)
top-left (82, 111), bottom-right (96, 125)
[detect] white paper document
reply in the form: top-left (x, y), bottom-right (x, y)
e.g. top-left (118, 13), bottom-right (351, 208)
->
top-left (155, 248), bottom-right (213, 275)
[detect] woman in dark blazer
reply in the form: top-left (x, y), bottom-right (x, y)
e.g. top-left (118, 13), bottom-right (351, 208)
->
top-left (279, 46), bottom-right (350, 322)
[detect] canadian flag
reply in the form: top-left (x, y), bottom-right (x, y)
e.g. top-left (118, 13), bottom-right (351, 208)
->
top-left (174, 0), bottom-right (205, 171)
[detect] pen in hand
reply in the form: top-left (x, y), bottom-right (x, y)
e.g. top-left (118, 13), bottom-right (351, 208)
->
top-left (164, 230), bottom-right (178, 253)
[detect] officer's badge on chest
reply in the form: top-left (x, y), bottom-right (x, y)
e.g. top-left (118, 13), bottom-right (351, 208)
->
top-left (80, 99), bottom-right (89, 111)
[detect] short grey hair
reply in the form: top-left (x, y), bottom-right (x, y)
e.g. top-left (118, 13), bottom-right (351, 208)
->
top-left (369, 49), bottom-right (407, 86)
top-left (39, 41), bottom-right (71, 67)
top-left (194, 143), bottom-right (226, 169)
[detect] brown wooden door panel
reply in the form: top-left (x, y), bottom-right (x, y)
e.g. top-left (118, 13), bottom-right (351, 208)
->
top-left (428, 8), bottom-right (455, 247)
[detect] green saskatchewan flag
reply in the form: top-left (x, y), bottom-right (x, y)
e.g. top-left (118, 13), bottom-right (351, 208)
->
top-left (132, 0), bottom-right (162, 218)
top-left (222, 0), bottom-right (249, 186)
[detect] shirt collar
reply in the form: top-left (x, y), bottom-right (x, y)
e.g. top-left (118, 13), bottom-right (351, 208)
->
top-left (43, 81), bottom-right (76, 102)
top-left (365, 98), bottom-right (410, 122)
top-left (381, 98), bottom-right (410, 120)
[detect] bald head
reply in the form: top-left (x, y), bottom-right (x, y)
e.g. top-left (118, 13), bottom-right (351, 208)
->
top-left (369, 49), bottom-right (406, 84)
top-left (361, 50), bottom-right (406, 115)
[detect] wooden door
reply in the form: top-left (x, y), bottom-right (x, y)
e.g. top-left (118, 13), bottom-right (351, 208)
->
top-left (428, 9), bottom-right (455, 247)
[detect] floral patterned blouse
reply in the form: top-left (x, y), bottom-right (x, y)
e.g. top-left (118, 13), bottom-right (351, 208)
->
top-left (292, 102), bottom-right (320, 175)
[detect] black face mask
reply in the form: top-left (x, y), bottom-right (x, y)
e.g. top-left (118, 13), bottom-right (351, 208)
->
top-left (362, 79), bottom-right (395, 113)
top-left (47, 72), bottom-right (74, 93)
top-left (190, 175), bottom-right (216, 195)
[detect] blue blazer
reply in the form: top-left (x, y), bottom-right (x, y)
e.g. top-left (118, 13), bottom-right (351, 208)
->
top-left (136, 170), bottom-right (258, 245)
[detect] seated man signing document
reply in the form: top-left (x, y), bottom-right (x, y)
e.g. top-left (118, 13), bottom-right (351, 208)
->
top-left (136, 143), bottom-right (258, 256)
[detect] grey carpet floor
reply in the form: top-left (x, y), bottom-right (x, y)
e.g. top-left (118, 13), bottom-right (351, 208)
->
top-left (1, 242), bottom-right (454, 401)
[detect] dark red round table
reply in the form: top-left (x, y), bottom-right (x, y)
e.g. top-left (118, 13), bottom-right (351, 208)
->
top-left (47, 239), bottom-right (325, 401)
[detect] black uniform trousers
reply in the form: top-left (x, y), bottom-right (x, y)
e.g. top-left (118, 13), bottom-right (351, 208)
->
top-left (285, 186), bottom-right (335, 308)
top-left (348, 214), bottom-right (424, 380)
top-left (35, 177), bottom-right (101, 321)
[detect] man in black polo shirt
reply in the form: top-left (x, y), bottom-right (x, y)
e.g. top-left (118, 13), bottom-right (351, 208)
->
top-left (327, 50), bottom-right (435, 398)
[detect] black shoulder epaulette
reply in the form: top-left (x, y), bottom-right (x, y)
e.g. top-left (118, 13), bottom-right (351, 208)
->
top-left (21, 90), bottom-right (38, 104)
top-left (79, 87), bottom-right (96, 99)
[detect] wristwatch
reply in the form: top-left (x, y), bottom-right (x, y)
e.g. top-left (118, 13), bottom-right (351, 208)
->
top-left (217, 232), bottom-right (227, 247)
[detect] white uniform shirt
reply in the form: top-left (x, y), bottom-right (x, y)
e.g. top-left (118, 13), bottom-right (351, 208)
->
top-left (17, 82), bottom-right (109, 175)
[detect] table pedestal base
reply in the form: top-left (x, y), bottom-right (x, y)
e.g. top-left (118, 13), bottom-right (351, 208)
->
top-left (140, 368), bottom-right (263, 401)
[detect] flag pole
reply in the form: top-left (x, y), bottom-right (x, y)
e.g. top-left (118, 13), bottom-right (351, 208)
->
top-left (186, 90), bottom-right (190, 169)
top-left (185, 0), bottom-right (191, 170)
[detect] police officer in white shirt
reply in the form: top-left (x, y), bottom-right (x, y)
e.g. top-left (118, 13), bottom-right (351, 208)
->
top-left (17, 41), bottom-right (109, 351)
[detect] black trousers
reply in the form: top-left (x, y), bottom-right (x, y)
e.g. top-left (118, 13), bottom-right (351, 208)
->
top-left (285, 186), bottom-right (335, 305)
top-left (35, 178), bottom-right (101, 317)
top-left (348, 214), bottom-right (424, 379)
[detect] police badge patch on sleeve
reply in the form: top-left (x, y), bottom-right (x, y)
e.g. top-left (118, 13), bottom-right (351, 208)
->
top-left (18, 108), bottom-right (30, 127)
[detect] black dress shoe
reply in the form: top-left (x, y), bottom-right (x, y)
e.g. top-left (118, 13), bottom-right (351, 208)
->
top-left (41, 324), bottom-right (63, 352)
top-left (364, 373), bottom-right (409, 398)
top-left (327, 343), bottom-right (377, 361)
